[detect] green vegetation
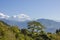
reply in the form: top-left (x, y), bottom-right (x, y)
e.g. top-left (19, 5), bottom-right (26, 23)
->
top-left (0, 20), bottom-right (60, 40)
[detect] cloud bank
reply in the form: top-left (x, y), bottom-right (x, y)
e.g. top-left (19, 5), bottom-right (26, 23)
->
top-left (12, 14), bottom-right (31, 21)
top-left (0, 13), bottom-right (10, 19)
top-left (0, 13), bottom-right (32, 21)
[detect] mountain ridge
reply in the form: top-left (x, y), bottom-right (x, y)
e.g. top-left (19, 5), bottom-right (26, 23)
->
top-left (0, 18), bottom-right (60, 32)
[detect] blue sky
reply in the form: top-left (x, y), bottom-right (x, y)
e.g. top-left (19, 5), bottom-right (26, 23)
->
top-left (0, 0), bottom-right (60, 21)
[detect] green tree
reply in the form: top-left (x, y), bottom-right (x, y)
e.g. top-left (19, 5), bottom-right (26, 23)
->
top-left (56, 29), bottom-right (60, 34)
top-left (28, 21), bottom-right (44, 33)
top-left (21, 29), bottom-right (31, 40)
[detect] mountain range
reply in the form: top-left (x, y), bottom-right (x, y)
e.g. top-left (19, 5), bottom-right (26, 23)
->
top-left (0, 18), bottom-right (60, 33)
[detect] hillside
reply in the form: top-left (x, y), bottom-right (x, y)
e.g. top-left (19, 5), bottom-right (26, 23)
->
top-left (0, 21), bottom-right (33, 40)
top-left (0, 20), bottom-right (60, 40)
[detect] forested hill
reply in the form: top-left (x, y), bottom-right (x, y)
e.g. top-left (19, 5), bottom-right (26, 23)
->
top-left (0, 21), bottom-right (33, 40)
top-left (0, 21), bottom-right (60, 40)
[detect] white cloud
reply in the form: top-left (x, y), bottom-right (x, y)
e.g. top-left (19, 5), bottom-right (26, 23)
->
top-left (0, 13), bottom-right (10, 19)
top-left (0, 12), bottom-right (32, 21)
top-left (12, 14), bottom-right (32, 21)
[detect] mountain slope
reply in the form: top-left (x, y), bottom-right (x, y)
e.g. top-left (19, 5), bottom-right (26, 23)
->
top-left (0, 18), bottom-right (60, 32)
top-left (37, 19), bottom-right (60, 32)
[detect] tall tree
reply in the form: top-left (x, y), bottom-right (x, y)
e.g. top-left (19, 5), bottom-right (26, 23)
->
top-left (28, 21), bottom-right (44, 33)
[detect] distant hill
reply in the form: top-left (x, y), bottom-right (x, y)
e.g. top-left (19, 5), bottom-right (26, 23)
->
top-left (37, 19), bottom-right (60, 32)
top-left (0, 18), bottom-right (29, 29)
top-left (0, 18), bottom-right (60, 32)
